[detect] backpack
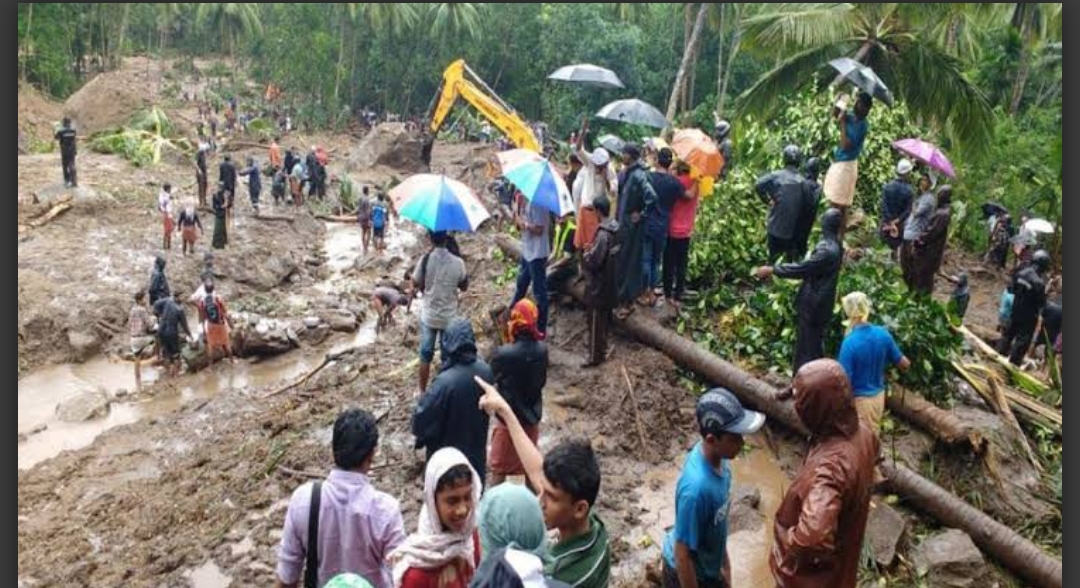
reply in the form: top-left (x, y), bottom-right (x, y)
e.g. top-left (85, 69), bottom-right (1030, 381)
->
top-left (203, 294), bottom-right (224, 324)
top-left (372, 204), bottom-right (387, 229)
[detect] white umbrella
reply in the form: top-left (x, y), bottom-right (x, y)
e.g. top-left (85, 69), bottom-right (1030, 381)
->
top-left (548, 64), bottom-right (624, 89)
top-left (1023, 218), bottom-right (1055, 234)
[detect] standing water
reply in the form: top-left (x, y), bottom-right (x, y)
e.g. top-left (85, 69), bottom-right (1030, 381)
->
top-left (18, 219), bottom-right (416, 471)
top-left (619, 435), bottom-right (788, 587)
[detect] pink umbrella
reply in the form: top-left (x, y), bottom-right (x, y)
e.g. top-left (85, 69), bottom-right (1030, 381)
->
top-left (892, 138), bottom-right (956, 178)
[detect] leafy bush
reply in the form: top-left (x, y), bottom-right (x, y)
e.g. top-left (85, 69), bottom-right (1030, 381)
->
top-left (89, 108), bottom-right (192, 167)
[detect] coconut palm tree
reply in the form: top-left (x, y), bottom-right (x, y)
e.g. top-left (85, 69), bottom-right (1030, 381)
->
top-left (666, 3), bottom-right (709, 121)
top-left (359, 3), bottom-right (420, 36)
top-left (428, 3), bottom-right (483, 42)
top-left (195, 3), bottom-right (263, 59)
top-left (1002, 3), bottom-right (1062, 114)
top-left (736, 3), bottom-right (995, 151)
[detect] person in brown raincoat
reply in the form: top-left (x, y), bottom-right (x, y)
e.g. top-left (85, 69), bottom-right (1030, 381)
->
top-left (770, 358), bottom-right (879, 588)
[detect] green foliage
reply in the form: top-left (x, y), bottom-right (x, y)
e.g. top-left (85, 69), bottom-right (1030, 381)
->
top-left (89, 108), bottom-right (192, 167)
top-left (679, 87), bottom-right (959, 394)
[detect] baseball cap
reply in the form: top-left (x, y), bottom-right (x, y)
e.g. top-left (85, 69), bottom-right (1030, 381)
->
top-left (896, 158), bottom-right (913, 175)
top-left (696, 388), bottom-right (765, 435)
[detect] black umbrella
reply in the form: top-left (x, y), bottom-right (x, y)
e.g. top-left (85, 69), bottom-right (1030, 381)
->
top-left (981, 201), bottom-right (1009, 219)
top-left (828, 57), bottom-right (895, 107)
top-left (595, 98), bottom-right (669, 129)
top-left (548, 63), bottom-right (625, 89)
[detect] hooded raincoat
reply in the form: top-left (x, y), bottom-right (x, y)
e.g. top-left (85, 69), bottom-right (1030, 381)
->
top-left (771, 359), bottom-right (879, 588)
top-left (412, 319), bottom-right (494, 481)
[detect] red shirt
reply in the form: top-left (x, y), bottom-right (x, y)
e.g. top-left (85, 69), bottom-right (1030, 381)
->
top-left (399, 530), bottom-right (481, 588)
top-left (668, 174), bottom-right (700, 238)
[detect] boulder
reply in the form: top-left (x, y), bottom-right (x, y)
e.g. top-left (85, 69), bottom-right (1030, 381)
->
top-left (56, 390), bottom-right (111, 422)
top-left (227, 254), bottom-right (298, 291)
top-left (912, 529), bottom-right (989, 588)
top-left (67, 329), bottom-right (101, 363)
top-left (727, 486), bottom-right (764, 534)
top-left (298, 324), bottom-right (331, 346)
top-left (865, 501), bottom-right (906, 567)
top-left (324, 310), bottom-right (358, 333)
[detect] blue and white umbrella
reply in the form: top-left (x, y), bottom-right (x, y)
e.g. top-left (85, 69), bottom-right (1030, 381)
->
top-left (496, 149), bottom-right (575, 217)
top-left (388, 174), bottom-right (490, 232)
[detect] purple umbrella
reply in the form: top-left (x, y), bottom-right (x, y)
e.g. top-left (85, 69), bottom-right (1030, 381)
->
top-left (892, 138), bottom-right (956, 179)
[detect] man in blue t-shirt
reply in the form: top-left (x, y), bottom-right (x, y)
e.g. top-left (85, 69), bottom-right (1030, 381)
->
top-left (837, 291), bottom-right (911, 431)
top-left (823, 91), bottom-right (872, 231)
top-left (662, 389), bottom-right (765, 588)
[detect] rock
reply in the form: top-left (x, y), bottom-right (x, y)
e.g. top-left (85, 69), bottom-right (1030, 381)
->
top-left (302, 316), bottom-right (322, 329)
top-left (56, 390), bottom-right (111, 422)
top-left (228, 254), bottom-right (298, 291)
top-left (67, 329), bottom-right (100, 362)
top-left (866, 501), bottom-right (906, 567)
top-left (298, 324), bottom-right (331, 346)
top-left (325, 310), bottom-right (358, 333)
top-left (912, 529), bottom-right (989, 588)
top-left (728, 486), bottom-right (765, 534)
top-left (349, 123), bottom-right (427, 172)
top-left (113, 388), bottom-right (130, 399)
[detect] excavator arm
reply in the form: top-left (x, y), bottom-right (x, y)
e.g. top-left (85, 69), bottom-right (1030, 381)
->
top-left (426, 59), bottom-right (540, 154)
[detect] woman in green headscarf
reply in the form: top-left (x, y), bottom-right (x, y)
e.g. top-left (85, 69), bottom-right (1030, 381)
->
top-left (477, 483), bottom-right (548, 562)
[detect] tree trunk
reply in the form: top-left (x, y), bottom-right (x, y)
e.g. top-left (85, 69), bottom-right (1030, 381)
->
top-left (881, 462), bottom-right (1062, 588)
top-left (21, 3), bottom-right (33, 79)
top-left (715, 3), bottom-right (725, 112)
top-left (334, 18), bottom-right (347, 105)
top-left (494, 233), bottom-right (1062, 588)
top-left (717, 5), bottom-right (742, 116)
top-left (667, 4), bottom-right (709, 123)
top-left (1010, 54), bottom-right (1032, 115)
top-left (887, 387), bottom-right (983, 448)
top-left (117, 4), bottom-right (132, 62)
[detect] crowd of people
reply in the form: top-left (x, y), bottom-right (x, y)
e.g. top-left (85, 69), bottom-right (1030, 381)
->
top-left (46, 76), bottom-right (1060, 588)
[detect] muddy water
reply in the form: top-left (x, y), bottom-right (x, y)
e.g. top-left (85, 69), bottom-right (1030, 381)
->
top-left (621, 436), bottom-right (788, 587)
top-left (18, 219), bottom-right (411, 471)
top-left (18, 353), bottom-right (317, 470)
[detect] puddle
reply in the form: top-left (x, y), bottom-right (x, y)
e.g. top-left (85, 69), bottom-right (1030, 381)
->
top-left (18, 218), bottom-right (406, 471)
top-left (617, 435), bottom-right (788, 587)
top-left (18, 351), bottom-right (316, 470)
top-left (183, 560), bottom-right (232, 588)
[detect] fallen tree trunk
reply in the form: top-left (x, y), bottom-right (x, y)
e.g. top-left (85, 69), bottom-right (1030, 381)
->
top-left (494, 234), bottom-right (1062, 588)
top-left (881, 461), bottom-right (1061, 588)
top-left (888, 387), bottom-right (984, 449)
top-left (25, 196), bottom-right (74, 229)
top-left (253, 213), bottom-right (294, 223)
top-left (316, 214), bottom-right (357, 223)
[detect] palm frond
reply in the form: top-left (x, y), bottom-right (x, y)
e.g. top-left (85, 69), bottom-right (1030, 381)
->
top-left (882, 42), bottom-right (994, 155)
top-left (743, 3), bottom-right (856, 51)
top-left (735, 43), bottom-right (855, 117)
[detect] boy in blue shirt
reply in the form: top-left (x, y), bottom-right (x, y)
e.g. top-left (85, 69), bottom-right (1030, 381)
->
top-left (837, 291), bottom-right (911, 431)
top-left (371, 193), bottom-right (391, 252)
top-left (662, 389), bottom-right (766, 588)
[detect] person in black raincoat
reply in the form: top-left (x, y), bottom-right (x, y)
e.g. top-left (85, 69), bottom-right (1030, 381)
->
top-left (997, 250), bottom-right (1050, 365)
top-left (712, 115), bottom-right (733, 178)
top-left (794, 156), bottom-right (823, 260)
top-left (614, 144), bottom-right (657, 318)
top-left (910, 185), bottom-right (953, 295)
top-left (412, 318), bottom-right (495, 482)
top-left (754, 208), bottom-right (844, 372)
top-left (148, 255), bottom-right (171, 306)
top-left (756, 145), bottom-right (815, 263)
top-left (582, 197), bottom-right (619, 367)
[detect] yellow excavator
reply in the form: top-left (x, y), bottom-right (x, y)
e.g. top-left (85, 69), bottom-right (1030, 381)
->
top-left (422, 59), bottom-right (540, 166)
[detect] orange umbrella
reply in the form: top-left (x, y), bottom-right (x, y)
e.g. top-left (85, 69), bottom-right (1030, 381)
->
top-left (671, 128), bottom-right (724, 178)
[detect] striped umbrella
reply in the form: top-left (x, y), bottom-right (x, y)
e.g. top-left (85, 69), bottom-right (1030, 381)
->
top-left (495, 149), bottom-right (575, 217)
top-left (388, 174), bottom-right (490, 232)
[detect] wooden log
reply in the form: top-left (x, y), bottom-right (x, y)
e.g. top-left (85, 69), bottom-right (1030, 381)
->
top-left (494, 234), bottom-right (1063, 588)
top-left (316, 214), bottom-right (358, 223)
top-left (887, 387), bottom-right (984, 449)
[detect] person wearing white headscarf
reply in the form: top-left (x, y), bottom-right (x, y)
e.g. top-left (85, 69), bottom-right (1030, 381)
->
top-left (388, 447), bottom-right (482, 588)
